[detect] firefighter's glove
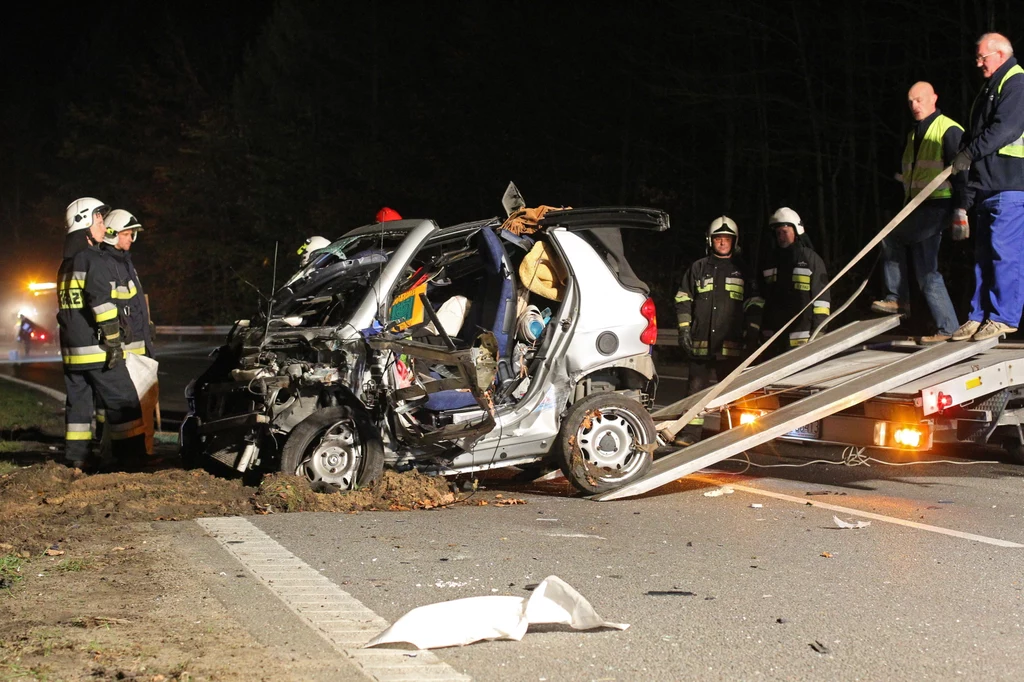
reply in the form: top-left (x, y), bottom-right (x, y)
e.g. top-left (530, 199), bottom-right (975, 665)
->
top-left (99, 321), bottom-right (123, 370)
top-left (951, 208), bottom-right (969, 241)
top-left (104, 343), bottom-right (124, 370)
top-left (678, 327), bottom-right (693, 355)
top-left (745, 327), bottom-right (760, 353)
top-left (951, 150), bottom-right (972, 174)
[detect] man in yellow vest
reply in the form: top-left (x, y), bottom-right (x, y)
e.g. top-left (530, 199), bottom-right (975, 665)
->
top-left (950, 33), bottom-right (1024, 342)
top-left (871, 82), bottom-right (963, 344)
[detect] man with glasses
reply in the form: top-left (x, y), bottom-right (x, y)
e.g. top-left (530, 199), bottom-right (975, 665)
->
top-left (950, 32), bottom-right (1024, 341)
top-left (872, 82), bottom-right (963, 344)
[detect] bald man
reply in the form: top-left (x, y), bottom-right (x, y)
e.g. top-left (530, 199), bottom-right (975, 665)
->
top-left (872, 82), bottom-right (963, 344)
top-left (950, 33), bottom-right (1024, 342)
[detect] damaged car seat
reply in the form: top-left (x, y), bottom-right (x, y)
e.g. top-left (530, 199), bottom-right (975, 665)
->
top-left (424, 227), bottom-right (516, 411)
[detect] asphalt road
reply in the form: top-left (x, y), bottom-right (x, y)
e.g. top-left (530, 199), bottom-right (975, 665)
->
top-left (166, 446), bottom-right (1024, 680)
top-left (6, 342), bottom-right (1024, 677)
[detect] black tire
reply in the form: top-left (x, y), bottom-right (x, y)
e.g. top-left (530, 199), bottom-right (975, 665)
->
top-left (1002, 439), bottom-right (1024, 465)
top-left (280, 406), bottom-right (384, 491)
top-left (556, 393), bottom-right (655, 494)
top-left (178, 415), bottom-right (204, 470)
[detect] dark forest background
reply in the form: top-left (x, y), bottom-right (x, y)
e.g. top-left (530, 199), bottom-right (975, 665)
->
top-left (2, 1), bottom-right (1022, 328)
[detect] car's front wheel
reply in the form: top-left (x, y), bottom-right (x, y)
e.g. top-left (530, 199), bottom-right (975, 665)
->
top-left (556, 393), bottom-right (655, 494)
top-left (280, 406), bottom-right (384, 491)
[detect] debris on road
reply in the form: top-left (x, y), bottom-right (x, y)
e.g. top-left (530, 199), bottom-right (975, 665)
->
top-left (810, 640), bottom-right (831, 654)
top-left (820, 552), bottom-right (834, 558)
top-left (833, 515), bottom-right (870, 529)
top-left (646, 590), bottom-right (696, 596)
top-left (703, 486), bottom-right (735, 497)
top-left (750, 503), bottom-right (764, 508)
top-left (806, 490), bottom-right (846, 496)
top-left (365, 575), bottom-right (628, 649)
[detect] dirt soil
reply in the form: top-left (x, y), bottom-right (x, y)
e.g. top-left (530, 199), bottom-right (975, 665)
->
top-left (0, 402), bottom-right (545, 681)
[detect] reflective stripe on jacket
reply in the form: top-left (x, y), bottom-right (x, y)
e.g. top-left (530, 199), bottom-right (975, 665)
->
top-left (675, 254), bottom-right (760, 359)
top-left (759, 242), bottom-right (830, 341)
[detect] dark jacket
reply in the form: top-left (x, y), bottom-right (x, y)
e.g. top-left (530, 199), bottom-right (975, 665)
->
top-left (101, 246), bottom-right (152, 357)
top-left (759, 241), bottom-right (830, 348)
top-left (963, 56), bottom-right (1024, 209)
top-left (674, 254), bottom-right (761, 359)
top-left (57, 244), bottom-right (113, 370)
top-left (57, 244), bottom-right (149, 370)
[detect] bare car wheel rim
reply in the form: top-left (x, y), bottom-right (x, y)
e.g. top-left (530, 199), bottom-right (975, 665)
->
top-left (576, 407), bottom-right (649, 481)
top-left (299, 420), bottom-right (362, 489)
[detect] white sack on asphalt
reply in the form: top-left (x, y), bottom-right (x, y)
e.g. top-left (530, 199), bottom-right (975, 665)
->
top-left (364, 575), bottom-right (628, 650)
top-left (833, 515), bottom-right (870, 529)
top-left (126, 353), bottom-right (159, 455)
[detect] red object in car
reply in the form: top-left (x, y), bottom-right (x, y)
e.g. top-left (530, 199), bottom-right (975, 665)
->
top-left (639, 297), bottom-right (658, 345)
top-left (376, 207), bottom-right (403, 223)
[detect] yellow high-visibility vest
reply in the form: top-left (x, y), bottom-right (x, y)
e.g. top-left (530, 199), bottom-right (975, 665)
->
top-left (902, 114), bottom-right (963, 201)
top-left (996, 64), bottom-right (1024, 158)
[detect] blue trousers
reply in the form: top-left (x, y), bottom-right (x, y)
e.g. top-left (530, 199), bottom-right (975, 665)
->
top-left (969, 191), bottom-right (1024, 327)
top-left (880, 199), bottom-right (959, 335)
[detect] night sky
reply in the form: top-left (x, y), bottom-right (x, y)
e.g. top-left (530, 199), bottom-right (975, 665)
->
top-left (3, 1), bottom-right (1022, 328)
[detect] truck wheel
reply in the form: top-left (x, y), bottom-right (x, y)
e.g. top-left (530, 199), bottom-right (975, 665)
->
top-left (1002, 439), bottom-right (1024, 465)
top-left (556, 393), bottom-right (655, 494)
top-left (281, 406), bottom-right (384, 491)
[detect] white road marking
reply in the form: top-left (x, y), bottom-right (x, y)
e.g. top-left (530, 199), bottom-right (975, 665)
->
top-left (546, 533), bottom-right (607, 540)
top-left (198, 517), bottom-right (470, 681)
top-left (692, 478), bottom-right (1024, 549)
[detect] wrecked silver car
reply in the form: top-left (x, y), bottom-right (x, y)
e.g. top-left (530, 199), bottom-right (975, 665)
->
top-left (180, 203), bottom-right (668, 494)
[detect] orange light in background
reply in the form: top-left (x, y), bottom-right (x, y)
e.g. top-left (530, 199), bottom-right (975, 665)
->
top-left (28, 282), bottom-right (56, 292)
top-left (893, 427), bottom-right (923, 448)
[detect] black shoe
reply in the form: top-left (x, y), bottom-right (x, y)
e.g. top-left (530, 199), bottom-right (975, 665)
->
top-left (62, 457), bottom-right (99, 473)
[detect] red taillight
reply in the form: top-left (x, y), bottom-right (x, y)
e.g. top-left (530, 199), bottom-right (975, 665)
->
top-left (39, 333), bottom-right (46, 341)
top-left (937, 392), bottom-right (953, 410)
top-left (640, 297), bottom-right (658, 345)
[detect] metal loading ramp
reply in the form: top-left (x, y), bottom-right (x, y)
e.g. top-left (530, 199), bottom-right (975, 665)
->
top-left (595, 336), bottom-right (1000, 501)
top-left (651, 316), bottom-right (902, 421)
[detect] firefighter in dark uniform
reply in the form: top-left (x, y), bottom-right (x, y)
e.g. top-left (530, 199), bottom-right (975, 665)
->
top-left (57, 202), bottom-right (147, 468)
top-left (674, 216), bottom-right (763, 445)
top-left (57, 197), bottom-right (109, 467)
top-left (99, 209), bottom-right (153, 455)
top-left (759, 207), bottom-right (831, 359)
top-left (104, 210), bottom-right (154, 359)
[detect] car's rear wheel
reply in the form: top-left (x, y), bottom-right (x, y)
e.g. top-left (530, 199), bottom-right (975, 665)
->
top-left (280, 406), bottom-right (384, 491)
top-left (556, 393), bottom-right (655, 494)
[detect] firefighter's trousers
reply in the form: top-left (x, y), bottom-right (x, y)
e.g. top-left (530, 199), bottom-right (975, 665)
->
top-left (682, 357), bottom-right (743, 442)
top-left (63, 364), bottom-right (146, 464)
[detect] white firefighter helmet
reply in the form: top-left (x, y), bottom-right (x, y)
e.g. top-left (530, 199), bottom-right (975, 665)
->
top-left (103, 209), bottom-right (143, 245)
top-left (768, 207), bottom-right (805, 235)
top-left (65, 197), bottom-right (110, 233)
top-left (707, 215), bottom-right (739, 251)
top-left (298, 235), bottom-right (331, 266)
